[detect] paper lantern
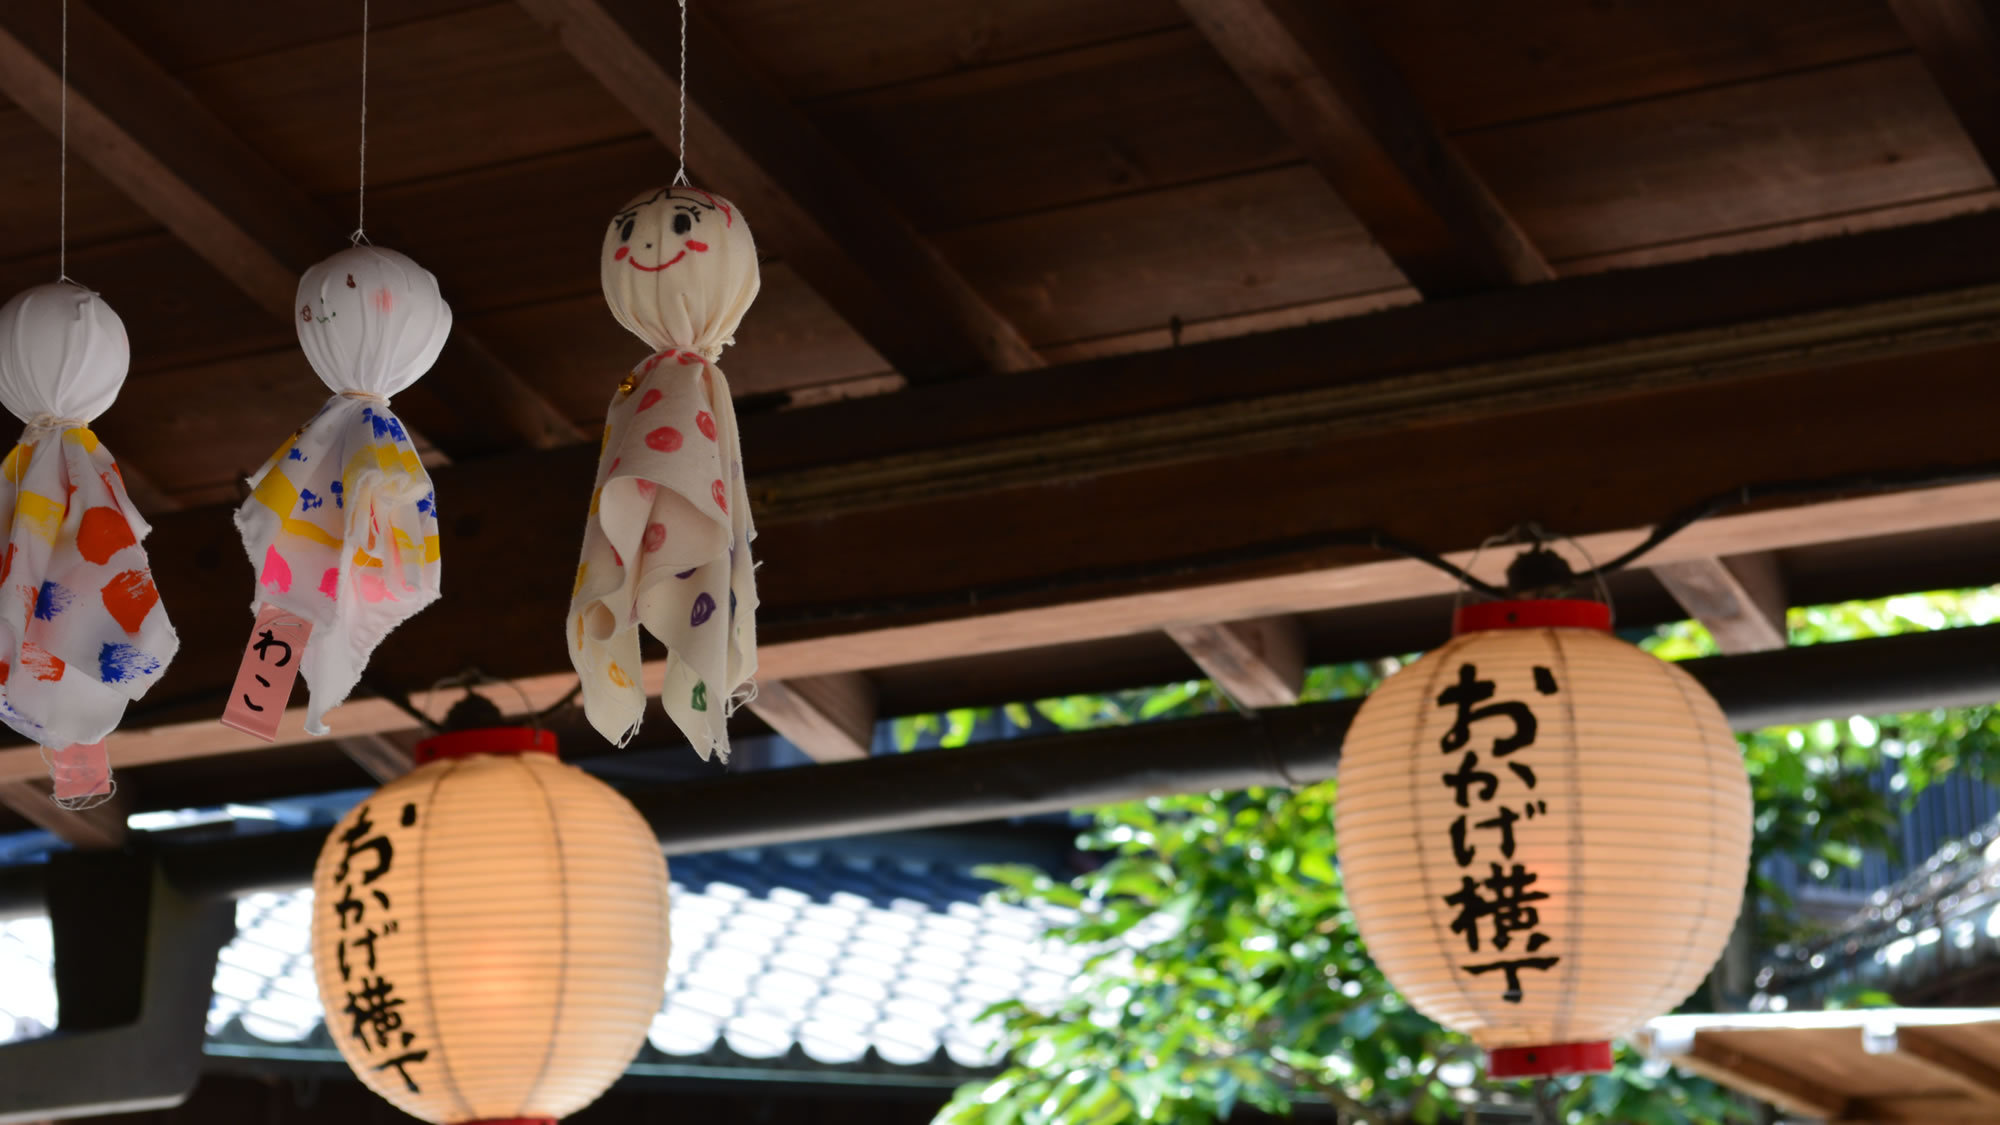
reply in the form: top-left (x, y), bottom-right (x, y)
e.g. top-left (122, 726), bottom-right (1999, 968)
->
top-left (569, 186), bottom-right (760, 759)
top-left (235, 246), bottom-right (450, 734)
top-left (309, 727), bottom-right (670, 1123)
top-left (0, 283), bottom-right (176, 750)
top-left (1334, 599), bottom-right (1751, 1077)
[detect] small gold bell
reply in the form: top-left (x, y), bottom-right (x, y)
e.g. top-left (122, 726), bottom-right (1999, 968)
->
top-left (616, 370), bottom-right (642, 397)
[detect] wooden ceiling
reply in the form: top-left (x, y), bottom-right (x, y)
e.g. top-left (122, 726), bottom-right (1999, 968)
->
top-left (1, 0), bottom-right (1999, 831)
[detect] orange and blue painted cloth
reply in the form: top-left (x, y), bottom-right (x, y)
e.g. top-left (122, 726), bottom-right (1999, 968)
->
top-left (235, 246), bottom-right (449, 735)
top-left (0, 285), bottom-right (177, 749)
top-left (571, 187), bottom-right (761, 760)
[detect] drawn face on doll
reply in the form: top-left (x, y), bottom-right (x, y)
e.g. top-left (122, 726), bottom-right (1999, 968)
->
top-left (607, 188), bottom-right (734, 274)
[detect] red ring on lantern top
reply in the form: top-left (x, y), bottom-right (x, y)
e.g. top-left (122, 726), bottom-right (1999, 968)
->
top-left (413, 727), bottom-right (558, 765)
top-left (1488, 1040), bottom-right (1614, 1079)
top-left (1453, 598), bottom-right (1612, 636)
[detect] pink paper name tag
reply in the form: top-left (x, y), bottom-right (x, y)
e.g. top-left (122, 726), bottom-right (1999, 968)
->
top-left (48, 740), bottom-right (111, 802)
top-left (220, 604), bottom-right (313, 742)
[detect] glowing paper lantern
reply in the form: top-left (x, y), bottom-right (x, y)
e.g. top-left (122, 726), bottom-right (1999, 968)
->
top-left (309, 728), bottom-right (670, 1123)
top-left (235, 246), bottom-right (449, 734)
top-left (0, 283), bottom-right (176, 751)
top-left (569, 186), bottom-right (760, 759)
top-left (1334, 599), bottom-right (1751, 1077)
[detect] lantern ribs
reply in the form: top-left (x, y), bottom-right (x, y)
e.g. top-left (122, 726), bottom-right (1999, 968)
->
top-left (1177, 0), bottom-right (1551, 296)
top-left (513, 0), bottom-right (1045, 383)
top-left (0, 1), bottom-right (584, 461)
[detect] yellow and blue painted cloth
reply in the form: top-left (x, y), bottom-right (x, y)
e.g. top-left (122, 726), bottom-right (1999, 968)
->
top-left (236, 396), bottom-right (439, 735)
top-left (0, 424), bottom-right (178, 748)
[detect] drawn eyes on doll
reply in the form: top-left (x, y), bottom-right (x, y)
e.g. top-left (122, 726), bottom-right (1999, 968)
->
top-left (618, 218), bottom-right (636, 241)
top-left (673, 213), bottom-right (693, 235)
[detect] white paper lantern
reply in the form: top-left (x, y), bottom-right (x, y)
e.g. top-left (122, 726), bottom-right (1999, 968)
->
top-left (1335, 599), bottom-right (1751, 1077)
top-left (309, 728), bottom-right (669, 1123)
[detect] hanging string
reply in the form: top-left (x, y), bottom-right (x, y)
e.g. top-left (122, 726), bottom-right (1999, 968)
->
top-left (673, 0), bottom-right (690, 186)
top-left (350, 0), bottom-right (371, 245)
top-left (57, 0), bottom-right (72, 285)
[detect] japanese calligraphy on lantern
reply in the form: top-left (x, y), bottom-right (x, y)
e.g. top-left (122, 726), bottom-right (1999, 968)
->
top-left (1437, 660), bottom-right (1561, 1004)
top-left (325, 799), bottom-right (428, 1093)
top-left (219, 604), bottom-right (314, 741)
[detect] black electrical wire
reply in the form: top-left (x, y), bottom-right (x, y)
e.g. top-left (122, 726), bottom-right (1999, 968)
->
top-left (767, 460), bottom-right (2000, 628)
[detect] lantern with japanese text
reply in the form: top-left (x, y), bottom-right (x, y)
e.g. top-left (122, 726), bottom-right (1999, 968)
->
top-left (308, 726), bottom-right (670, 1123)
top-left (1334, 598), bottom-right (1751, 1078)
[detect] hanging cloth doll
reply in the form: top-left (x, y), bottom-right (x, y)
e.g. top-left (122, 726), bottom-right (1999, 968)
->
top-left (234, 246), bottom-right (449, 735)
top-left (0, 283), bottom-right (177, 751)
top-left (569, 186), bottom-right (760, 759)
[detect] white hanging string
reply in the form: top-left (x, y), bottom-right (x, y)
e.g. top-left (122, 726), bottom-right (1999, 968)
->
top-left (57, 0), bottom-right (72, 284)
top-left (350, 0), bottom-right (371, 245)
top-left (673, 0), bottom-right (690, 186)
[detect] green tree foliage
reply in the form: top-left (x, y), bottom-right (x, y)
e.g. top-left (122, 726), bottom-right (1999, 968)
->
top-left (932, 589), bottom-right (1999, 1125)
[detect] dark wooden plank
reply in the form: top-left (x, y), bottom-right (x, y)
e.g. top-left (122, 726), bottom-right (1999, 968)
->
top-left (806, 28), bottom-right (1295, 231)
top-left (1653, 554), bottom-right (1790, 654)
top-left (33, 229), bottom-right (2000, 755)
top-left (1355, 0), bottom-right (1906, 133)
top-left (179, 3), bottom-right (639, 195)
top-left (1891, 0), bottom-right (2000, 177)
top-left (933, 164), bottom-right (1401, 347)
top-left (1180, 0), bottom-right (1549, 294)
top-left (91, 0), bottom-right (493, 73)
top-left (0, 0), bottom-right (584, 456)
top-left (713, 0), bottom-right (1182, 100)
top-left (765, 207), bottom-right (2000, 475)
top-left (516, 0), bottom-right (1044, 382)
top-left (750, 673), bottom-right (877, 763)
top-left (1166, 616), bottom-right (1306, 708)
top-left (1459, 54), bottom-right (1991, 264)
top-left (0, 107), bottom-right (154, 260)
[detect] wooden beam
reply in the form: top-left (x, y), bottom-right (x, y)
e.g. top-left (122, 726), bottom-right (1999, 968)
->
top-left (0, 778), bottom-right (128, 850)
top-left (513, 0), bottom-right (1044, 382)
top-left (2, 477), bottom-right (1994, 783)
top-left (1652, 552), bottom-right (1790, 653)
top-left (1884, 1026), bottom-right (2000, 1103)
top-left (335, 733), bottom-right (416, 784)
top-left (0, 0), bottom-right (583, 459)
top-left (1676, 1032), bottom-right (1851, 1119)
top-left (750, 673), bottom-right (878, 763)
top-left (0, 215), bottom-right (1996, 769)
top-left (1166, 616), bottom-right (1306, 708)
top-left (1891, 0), bottom-right (2000, 177)
top-left (1178, 0), bottom-right (1550, 295)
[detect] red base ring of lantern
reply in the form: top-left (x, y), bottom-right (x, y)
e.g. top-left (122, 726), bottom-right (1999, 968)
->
top-left (413, 726), bottom-right (558, 765)
top-left (1487, 1040), bottom-right (1615, 1079)
top-left (1453, 598), bottom-right (1612, 636)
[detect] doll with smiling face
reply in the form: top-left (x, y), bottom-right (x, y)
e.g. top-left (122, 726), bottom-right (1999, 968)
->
top-left (571, 186), bottom-right (761, 760)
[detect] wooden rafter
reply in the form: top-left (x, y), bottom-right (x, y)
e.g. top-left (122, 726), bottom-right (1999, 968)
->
top-left (0, 0), bottom-right (584, 460)
top-left (514, 0), bottom-right (1044, 382)
top-left (0, 777), bottom-right (128, 850)
top-left (1891, 0), bottom-right (2000, 177)
top-left (1652, 553), bottom-right (1790, 654)
top-left (750, 673), bottom-right (878, 763)
top-left (1678, 1032), bottom-right (1851, 1119)
top-left (1166, 617), bottom-right (1306, 709)
top-left (0, 214), bottom-right (1993, 770)
top-left (1888, 1027), bottom-right (2000, 1103)
top-left (1178, 0), bottom-right (1551, 295)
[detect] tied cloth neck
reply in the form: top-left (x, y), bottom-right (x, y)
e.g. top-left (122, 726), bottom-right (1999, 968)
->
top-left (339, 390), bottom-right (389, 403)
top-left (24, 414), bottom-right (88, 432)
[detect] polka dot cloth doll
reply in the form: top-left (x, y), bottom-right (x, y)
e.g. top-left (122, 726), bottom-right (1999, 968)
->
top-left (235, 246), bottom-right (449, 735)
top-left (570, 187), bottom-right (760, 759)
top-left (0, 283), bottom-right (177, 750)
